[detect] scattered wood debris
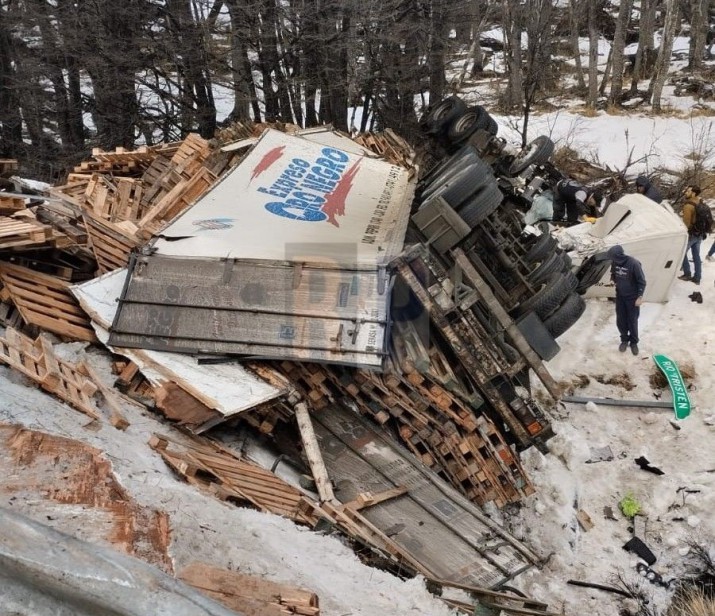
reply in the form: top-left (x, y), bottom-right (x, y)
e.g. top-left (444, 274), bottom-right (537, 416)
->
top-left (179, 562), bottom-right (320, 616)
top-left (0, 424), bottom-right (172, 572)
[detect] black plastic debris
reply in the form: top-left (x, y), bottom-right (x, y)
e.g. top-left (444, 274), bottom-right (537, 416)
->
top-left (623, 536), bottom-right (657, 565)
top-left (637, 562), bottom-right (672, 588)
top-left (688, 291), bottom-right (703, 304)
top-left (635, 456), bottom-right (665, 475)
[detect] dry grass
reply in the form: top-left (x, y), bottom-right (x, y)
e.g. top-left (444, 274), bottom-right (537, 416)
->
top-left (667, 586), bottom-right (715, 616)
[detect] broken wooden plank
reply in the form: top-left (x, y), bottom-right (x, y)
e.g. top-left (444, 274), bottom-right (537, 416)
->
top-left (340, 486), bottom-right (409, 511)
top-left (294, 401), bottom-right (336, 504)
top-left (179, 562), bottom-right (320, 616)
top-left (78, 361), bottom-right (130, 430)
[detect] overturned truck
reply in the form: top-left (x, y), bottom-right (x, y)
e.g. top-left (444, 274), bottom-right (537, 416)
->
top-left (106, 114), bottom-right (585, 509)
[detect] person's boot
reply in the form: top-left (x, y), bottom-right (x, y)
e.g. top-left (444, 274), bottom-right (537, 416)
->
top-left (619, 342), bottom-right (628, 352)
top-left (678, 274), bottom-right (693, 281)
top-left (630, 343), bottom-right (639, 355)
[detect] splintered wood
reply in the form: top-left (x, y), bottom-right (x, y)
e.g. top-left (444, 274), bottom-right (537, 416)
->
top-left (0, 424), bottom-right (172, 572)
top-left (149, 433), bottom-right (322, 525)
top-left (179, 562), bottom-right (320, 616)
top-left (0, 328), bottom-right (98, 419)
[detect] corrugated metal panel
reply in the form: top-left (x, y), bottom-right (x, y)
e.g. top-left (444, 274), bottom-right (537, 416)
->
top-left (108, 254), bottom-right (390, 367)
top-left (72, 269), bottom-right (284, 418)
top-left (312, 404), bottom-right (538, 587)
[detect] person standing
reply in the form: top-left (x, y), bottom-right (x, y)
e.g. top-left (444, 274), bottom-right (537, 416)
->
top-left (634, 175), bottom-right (663, 204)
top-left (678, 185), bottom-right (704, 284)
top-left (608, 245), bottom-right (646, 355)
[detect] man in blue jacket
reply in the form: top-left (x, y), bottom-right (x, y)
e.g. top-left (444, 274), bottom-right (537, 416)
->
top-left (635, 175), bottom-right (663, 204)
top-left (608, 245), bottom-right (647, 355)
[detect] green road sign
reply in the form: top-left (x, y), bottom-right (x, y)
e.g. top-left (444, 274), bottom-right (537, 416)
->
top-left (652, 354), bottom-right (691, 420)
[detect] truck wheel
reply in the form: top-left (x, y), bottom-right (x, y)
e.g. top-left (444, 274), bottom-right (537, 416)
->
top-left (458, 183), bottom-right (502, 227)
top-left (575, 255), bottom-right (611, 294)
top-left (437, 163), bottom-right (496, 209)
top-left (526, 251), bottom-right (562, 285)
top-left (560, 251), bottom-right (573, 272)
top-left (420, 155), bottom-right (490, 203)
top-left (522, 232), bottom-right (558, 263)
top-left (512, 271), bottom-right (577, 320)
top-left (508, 135), bottom-right (555, 176)
top-left (419, 145), bottom-right (476, 188)
top-left (420, 96), bottom-right (467, 136)
top-left (544, 292), bottom-right (586, 338)
top-left (446, 105), bottom-right (491, 145)
top-left (486, 115), bottom-right (498, 136)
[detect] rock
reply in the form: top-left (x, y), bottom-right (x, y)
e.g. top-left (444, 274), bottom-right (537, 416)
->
top-left (687, 515), bottom-right (701, 528)
top-left (642, 412), bottom-right (658, 425)
top-left (679, 546), bottom-right (690, 556)
top-left (585, 401), bottom-right (598, 413)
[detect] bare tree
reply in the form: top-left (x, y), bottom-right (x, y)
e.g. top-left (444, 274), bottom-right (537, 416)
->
top-left (628, 0), bottom-right (658, 94)
top-left (569, 0), bottom-right (587, 91)
top-left (688, 0), bottom-right (709, 70)
top-left (608, 0), bottom-right (633, 104)
top-left (502, 0), bottom-right (524, 109)
top-left (586, 0), bottom-right (599, 107)
top-left (650, 0), bottom-right (680, 111)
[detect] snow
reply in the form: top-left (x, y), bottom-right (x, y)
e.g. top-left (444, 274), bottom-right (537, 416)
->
top-left (495, 110), bottom-right (715, 176)
top-left (3, 110), bottom-right (715, 616)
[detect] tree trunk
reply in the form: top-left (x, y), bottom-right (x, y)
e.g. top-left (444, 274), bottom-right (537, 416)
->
top-left (608, 0), bottom-right (633, 104)
top-left (429, 0), bottom-right (448, 102)
top-left (650, 0), bottom-right (680, 110)
top-left (629, 0), bottom-right (653, 93)
top-left (688, 0), bottom-right (708, 70)
top-left (502, 0), bottom-right (524, 110)
top-left (586, 0), bottom-right (599, 107)
top-left (569, 0), bottom-right (586, 91)
top-left (225, 0), bottom-right (253, 122)
top-left (0, 10), bottom-right (23, 158)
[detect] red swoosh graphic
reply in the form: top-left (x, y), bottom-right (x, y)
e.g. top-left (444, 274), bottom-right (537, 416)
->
top-left (251, 146), bottom-right (286, 182)
top-left (322, 160), bottom-right (362, 227)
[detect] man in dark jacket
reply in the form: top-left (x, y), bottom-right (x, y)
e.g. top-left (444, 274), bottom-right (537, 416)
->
top-left (552, 179), bottom-right (600, 223)
top-left (608, 244), bottom-right (646, 355)
top-left (635, 175), bottom-right (663, 204)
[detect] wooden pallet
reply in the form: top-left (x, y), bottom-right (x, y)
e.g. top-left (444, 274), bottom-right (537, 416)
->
top-left (0, 328), bottom-right (99, 419)
top-left (136, 165), bottom-right (217, 239)
top-left (179, 562), bottom-right (320, 616)
top-left (149, 433), bottom-right (322, 526)
top-left (82, 210), bottom-right (140, 273)
top-left (0, 195), bottom-right (26, 216)
top-left (0, 261), bottom-right (97, 341)
top-left (0, 216), bottom-right (55, 249)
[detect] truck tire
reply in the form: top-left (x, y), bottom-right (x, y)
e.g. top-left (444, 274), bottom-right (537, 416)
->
top-left (560, 251), bottom-right (573, 272)
top-left (446, 105), bottom-right (491, 145)
top-left (420, 154), bottom-right (490, 203)
top-left (508, 135), bottom-right (555, 176)
top-left (523, 232), bottom-right (558, 263)
top-left (543, 292), bottom-right (586, 338)
top-left (512, 271), bottom-right (578, 320)
top-left (435, 163), bottom-right (496, 209)
top-left (526, 251), bottom-right (563, 285)
top-left (486, 115), bottom-right (498, 136)
top-left (420, 145), bottom-right (476, 187)
top-left (575, 255), bottom-right (610, 294)
top-left (458, 183), bottom-right (502, 227)
top-left (420, 96), bottom-right (468, 136)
